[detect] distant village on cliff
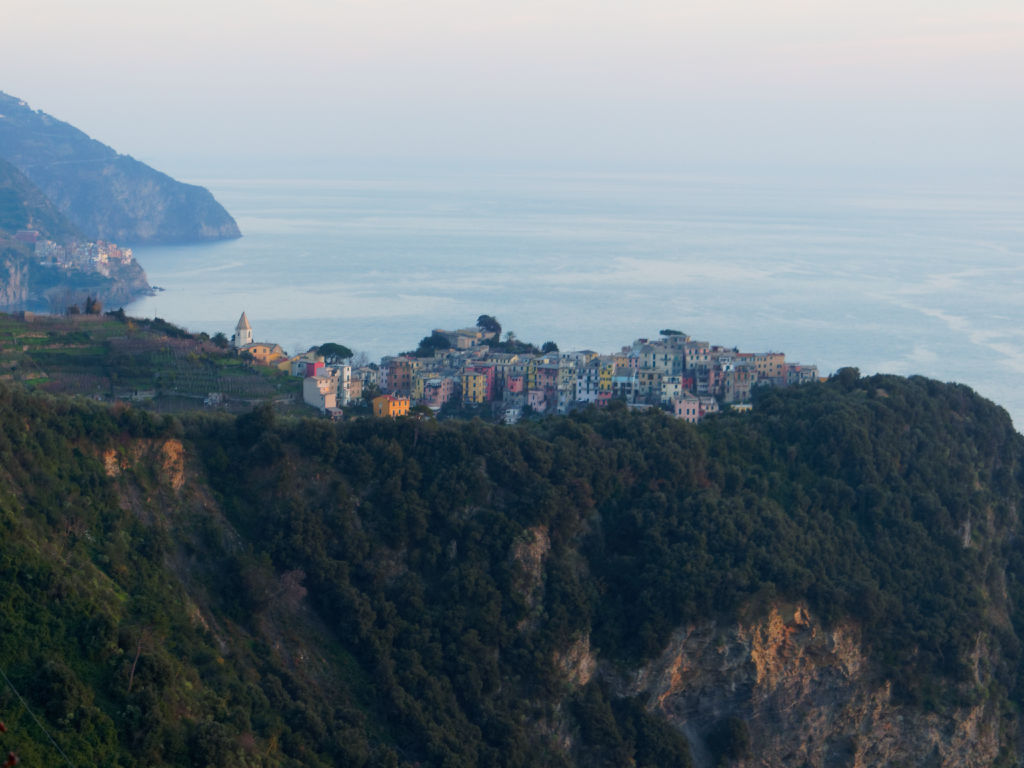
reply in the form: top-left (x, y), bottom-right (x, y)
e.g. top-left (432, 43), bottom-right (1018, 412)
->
top-left (230, 312), bottom-right (820, 425)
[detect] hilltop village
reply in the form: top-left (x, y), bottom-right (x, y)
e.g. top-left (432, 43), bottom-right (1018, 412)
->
top-left (5, 227), bottom-right (139, 278)
top-left (231, 313), bottom-right (820, 424)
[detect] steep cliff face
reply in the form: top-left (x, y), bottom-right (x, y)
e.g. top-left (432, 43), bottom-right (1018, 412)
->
top-left (28, 154), bottom-right (241, 244)
top-left (625, 605), bottom-right (1001, 768)
top-left (0, 91), bottom-right (240, 244)
top-left (0, 157), bottom-right (80, 242)
top-left (0, 247), bottom-right (29, 306)
top-left (0, 243), bottom-right (152, 311)
top-left (94, 258), bottom-right (152, 307)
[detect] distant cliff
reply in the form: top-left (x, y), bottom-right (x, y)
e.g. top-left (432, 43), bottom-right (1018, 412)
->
top-left (0, 243), bottom-right (151, 312)
top-left (0, 91), bottom-right (240, 244)
top-left (0, 156), bottom-right (80, 242)
top-left (0, 158), bottom-right (151, 310)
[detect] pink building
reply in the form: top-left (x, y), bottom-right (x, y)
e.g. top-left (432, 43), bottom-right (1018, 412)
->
top-left (527, 388), bottom-right (547, 412)
top-left (535, 365), bottom-right (558, 391)
top-left (672, 394), bottom-right (701, 424)
top-left (421, 377), bottom-right (457, 410)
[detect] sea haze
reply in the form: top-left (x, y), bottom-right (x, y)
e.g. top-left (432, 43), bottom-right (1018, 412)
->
top-left (127, 172), bottom-right (1024, 428)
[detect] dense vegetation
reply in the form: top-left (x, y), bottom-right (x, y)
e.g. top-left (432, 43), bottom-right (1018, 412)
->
top-left (0, 372), bottom-right (1021, 765)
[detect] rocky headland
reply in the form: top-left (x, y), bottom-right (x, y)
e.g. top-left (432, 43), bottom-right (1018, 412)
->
top-left (0, 90), bottom-right (240, 245)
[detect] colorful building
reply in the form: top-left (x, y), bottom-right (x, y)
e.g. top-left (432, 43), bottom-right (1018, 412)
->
top-left (466, 363), bottom-right (497, 401)
top-left (462, 371), bottom-right (488, 405)
top-left (373, 394), bottom-right (411, 418)
top-left (671, 393), bottom-right (701, 423)
top-left (303, 374), bottom-right (337, 412)
top-left (381, 356), bottom-right (416, 396)
top-left (240, 342), bottom-right (288, 366)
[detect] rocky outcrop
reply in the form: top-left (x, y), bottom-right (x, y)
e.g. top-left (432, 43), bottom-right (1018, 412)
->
top-left (624, 604), bottom-right (1000, 768)
top-left (103, 438), bottom-right (186, 492)
top-left (511, 525), bottom-right (550, 612)
top-left (556, 633), bottom-right (597, 688)
top-left (0, 91), bottom-right (240, 244)
top-left (0, 248), bottom-right (30, 307)
top-left (0, 243), bottom-right (153, 312)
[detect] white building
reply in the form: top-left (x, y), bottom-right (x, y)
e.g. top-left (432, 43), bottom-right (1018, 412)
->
top-left (303, 373), bottom-right (338, 412)
top-left (233, 312), bottom-right (253, 349)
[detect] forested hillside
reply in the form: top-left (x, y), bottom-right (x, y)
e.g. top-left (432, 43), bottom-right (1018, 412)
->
top-left (0, 373), bottom-right (1022, 766)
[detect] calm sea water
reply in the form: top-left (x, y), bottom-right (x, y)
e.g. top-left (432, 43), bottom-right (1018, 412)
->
top-left (128, 173), bottom-right (1024, 427)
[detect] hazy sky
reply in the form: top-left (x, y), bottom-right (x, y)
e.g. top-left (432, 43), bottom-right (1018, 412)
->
top-left (4, 0), bottom-right (1022, 179)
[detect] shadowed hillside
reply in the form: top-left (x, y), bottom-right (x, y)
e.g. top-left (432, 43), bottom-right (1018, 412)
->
top-left (0, 373), bottom-right (1022, 766)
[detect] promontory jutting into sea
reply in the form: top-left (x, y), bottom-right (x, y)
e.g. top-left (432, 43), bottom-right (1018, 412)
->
top-left (129, 172), bottom-right (1024, 429)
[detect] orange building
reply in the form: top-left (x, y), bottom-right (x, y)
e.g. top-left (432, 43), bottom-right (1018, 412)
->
top-left (372, 394), bottom-right (411, 418)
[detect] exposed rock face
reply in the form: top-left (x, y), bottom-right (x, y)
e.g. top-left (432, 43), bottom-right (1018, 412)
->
top-left (0, 243), bottom-right (152, 312)
top-left (0, 91), bottom-right (240, 244)
top-left (625, 605), bottom-right (1000, 768)
top-left (94, 258), bottom-right (152, 307)
top-left (159, 438), bottom-right (187, 492)
top-left (0, 157), bottom-right (80, 242)
top-left (511, 525), bottom-right (550, 612)
top-left (0, 248), bottom-right (29, 307)
top-left (556, 633), bottom-right (597, 688)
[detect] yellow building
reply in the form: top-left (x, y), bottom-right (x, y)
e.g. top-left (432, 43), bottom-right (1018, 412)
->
top-left (372, 394), bottom-right (411, 418)
top-left (411, 371), bottom-right (428, 401)
top-left (240, 342), bottom-right (288, 365)
top-left (749, 352), bottom-right (786, 381)
top-left (461, 371), bottom-right (487, 405)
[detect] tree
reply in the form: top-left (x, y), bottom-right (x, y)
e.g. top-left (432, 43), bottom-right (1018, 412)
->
top-left (211, 332), bottom-right (229, 349)
top-left (84, 295), bottom-right (103, 315)
top-left (362, 383), bottom-right (382, 404)
top-left (408, 332), bottom-right (450, 358)
top-left (317, 342), bottom-right (354, 364)
top-left (541, 341), bottom-right (559, 354)
top-left (659, 329), bottom-right (684, 337)
top-left (834, 366), bottom-right (860, 390)
top-left (476, 314), bottom-right (502, 339)
top-left (47, 287), bottom-right (81, 315)
top-left (350, 350), bottom-right (372, 367)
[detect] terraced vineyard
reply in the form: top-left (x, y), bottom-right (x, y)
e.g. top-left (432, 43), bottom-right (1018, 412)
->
top-left (0, 312), bottom-right (297, 411)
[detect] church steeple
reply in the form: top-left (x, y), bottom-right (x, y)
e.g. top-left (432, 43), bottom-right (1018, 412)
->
top-left (234, 312), bottom-right (253, 348)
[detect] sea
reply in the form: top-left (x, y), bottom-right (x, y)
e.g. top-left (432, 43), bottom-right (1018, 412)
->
top-left (127, 172), bottom-right (1024, 428)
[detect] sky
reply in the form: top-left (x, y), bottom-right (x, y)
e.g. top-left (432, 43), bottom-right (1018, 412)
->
top-left (3, 0), bottom-right (1023, 180)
